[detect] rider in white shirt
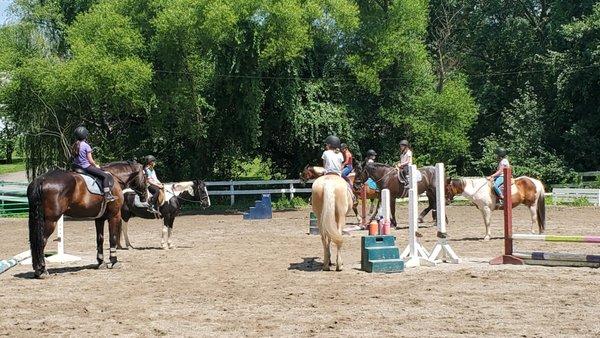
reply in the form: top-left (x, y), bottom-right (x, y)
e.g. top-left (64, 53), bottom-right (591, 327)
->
top-left (321, 135), bottom-right (344, 175)
top-left (395, 140), bottom-right (413, 184)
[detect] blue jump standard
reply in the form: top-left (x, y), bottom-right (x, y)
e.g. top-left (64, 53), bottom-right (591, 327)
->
top-left (361, 235), bottom-right (404, 273)
top-left (243, 194), bottom-right (273, 220)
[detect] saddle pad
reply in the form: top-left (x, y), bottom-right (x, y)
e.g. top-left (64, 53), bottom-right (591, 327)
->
top-left (366, 178), bottom-right (379, 191)
top-left (79, 174), bottom-right (102, 195)
top-left (415, 170), bottom-right (423, 182)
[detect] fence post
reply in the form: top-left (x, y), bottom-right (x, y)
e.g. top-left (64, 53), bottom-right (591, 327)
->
top-left (597, 189), bottom-right (600, 207)
top-left (290, 183), bottom-right (295, 199)
top-left (230, 182), bottom-right (235, 206)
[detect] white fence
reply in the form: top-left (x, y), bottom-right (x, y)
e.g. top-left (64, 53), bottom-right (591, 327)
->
top-left (552, 188), bottom-right (600, 206)
top-left (205, 179), bottom-right (313, 205)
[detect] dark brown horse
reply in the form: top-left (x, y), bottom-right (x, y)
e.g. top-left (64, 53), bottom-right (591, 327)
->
top-left (356, 162), bottom-right (440, 228)
top-left (27, 161), bottom-right (148, 278)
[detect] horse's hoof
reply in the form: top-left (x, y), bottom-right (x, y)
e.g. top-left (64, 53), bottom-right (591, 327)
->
top-left (336, 265), bottom-right (343, 272)
top-left (483, 236), bottom-right (491, 241)
top-left (34, 270), bottom-right (50, 279)
top-left (118, 246), bottom-right (128, 251)
top-left (108, 261), bottom-right (122, 269)
top-left (97, 262), bottom-right (108, 270)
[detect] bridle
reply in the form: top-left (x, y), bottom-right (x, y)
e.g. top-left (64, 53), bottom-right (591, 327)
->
top-left (118, 162), bottom-right (148, 197)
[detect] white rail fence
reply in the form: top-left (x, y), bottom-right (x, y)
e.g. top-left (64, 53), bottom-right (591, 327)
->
top-left (205, 180), bottom-right (313, 205)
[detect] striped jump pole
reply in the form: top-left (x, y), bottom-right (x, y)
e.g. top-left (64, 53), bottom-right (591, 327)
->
top-left (512, 234), bottom-right (600, 243)
top-left (401, 164), bottom-right (436, 267)
top-left (428, 163), bottom-right (460, 264)
top-left (491, 167), bottom-right (600, 267)
top-left (0, 250), bottom-right (31, 275)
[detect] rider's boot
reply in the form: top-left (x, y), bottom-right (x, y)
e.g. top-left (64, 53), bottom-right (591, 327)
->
top-left (103, 188), bottom-right (117, 203)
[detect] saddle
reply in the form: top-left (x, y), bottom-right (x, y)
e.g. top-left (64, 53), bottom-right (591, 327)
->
top-left (127, 188), bottom-right (166, 208)
top-left (72, 167), bottom-right (114, 196)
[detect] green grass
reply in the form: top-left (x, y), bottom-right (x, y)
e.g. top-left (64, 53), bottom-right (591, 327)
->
top-left (0, 158), bottom-right (25, 175)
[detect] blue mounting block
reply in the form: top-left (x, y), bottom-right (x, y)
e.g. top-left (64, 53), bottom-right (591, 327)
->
top-left (243, 194), bottom-right (273, 220)
top-left (361, 235), bottom-right (404, 273)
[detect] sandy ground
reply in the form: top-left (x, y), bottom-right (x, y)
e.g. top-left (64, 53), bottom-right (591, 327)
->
top-left (1, 204), bottom-right (599, 337)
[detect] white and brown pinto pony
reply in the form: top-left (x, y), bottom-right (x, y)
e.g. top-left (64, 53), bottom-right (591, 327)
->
top-left (311, 174), bottom-right (353, 271)
top-left (445, 176), bottom-right (546, 241)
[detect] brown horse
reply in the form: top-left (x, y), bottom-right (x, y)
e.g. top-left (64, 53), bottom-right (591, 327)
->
top-left (355, 162), bottom-right (441, 228)
top-left (27, 161), bottom-right (148, 278)
top-left (445, 176), bottom-right (546, 240)
top-left (300, 165), bottom-right (380, 222)
top-left (311, 174), bottom-right (353, 271)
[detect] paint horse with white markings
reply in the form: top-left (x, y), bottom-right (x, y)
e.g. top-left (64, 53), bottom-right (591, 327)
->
top-left (445, 176), bottom-right (546, 241)
top-left (118, 180), bottom-right (210, 249)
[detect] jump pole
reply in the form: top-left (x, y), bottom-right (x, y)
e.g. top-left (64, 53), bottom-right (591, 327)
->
top-left (21, 216), bottom-right (81, 265)
top-left (428, 163), bottom-right (460, 264)
top-left (0, 250), bottom-right (31, 274)
top-left (401, 164), bottom-right (436, 267)
top-left (490, 167), bottom-right (524, 265)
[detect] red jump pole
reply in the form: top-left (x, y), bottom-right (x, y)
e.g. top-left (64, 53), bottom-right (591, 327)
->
top-left (490, 166), bottom-right (524, 265)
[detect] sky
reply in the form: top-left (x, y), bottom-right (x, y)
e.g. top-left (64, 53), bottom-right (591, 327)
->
top-left (0, 0), bottom-right (15, 26)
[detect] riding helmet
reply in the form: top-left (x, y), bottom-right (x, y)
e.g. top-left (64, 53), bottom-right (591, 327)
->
top-left (400, 140), bottom-right (410, 147)
top-left (495, 147), bottom-right (507, 157)
top-left (366, 149), bottom-right (377, 157)
top-left (324, 135), bottom-right (341, 149)
top-left (340, 143), bottom-right (348, 150)
top-left (145, 155), bottom-right (156, 165)
top-left (74, 126), bottom-right (89, 141)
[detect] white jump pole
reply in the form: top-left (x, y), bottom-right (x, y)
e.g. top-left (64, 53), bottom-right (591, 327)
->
top-left (429, 163), bottom-right (460, 264)
top-left (401, 164), bottom-right (436, 267)
top-left (381, 188), bottom-right (391, 221)
top-left (22, 216), bottom-right (81, 265)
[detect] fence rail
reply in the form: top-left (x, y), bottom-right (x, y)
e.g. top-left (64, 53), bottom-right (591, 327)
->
top-left (552, 188), bottom-right (600, 206)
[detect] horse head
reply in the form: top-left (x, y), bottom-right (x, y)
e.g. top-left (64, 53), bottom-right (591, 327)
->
top-left (193, 179), bottom-right (211, 208)
top-left (445, 178), bottom-right (464, 205)
top-left (102, 161), bottom-right (148, 202)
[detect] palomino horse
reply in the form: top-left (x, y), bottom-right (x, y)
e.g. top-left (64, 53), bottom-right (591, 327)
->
top-left (311, 174), bottom-right (353, 271)
top-left (118, 179), bottom-right (211, 249)
top-left (27, 161), bottom-right (148, 278)
top-left (300, 165), bottom-right (380, 222)
top-left (356, 162), bottom-right (440, 228)
top-left (445, 176), bottom-right (546, 241)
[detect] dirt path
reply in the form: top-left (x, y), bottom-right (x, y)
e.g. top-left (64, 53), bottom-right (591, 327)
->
top-left (1, 205), bottom-right (599, 336)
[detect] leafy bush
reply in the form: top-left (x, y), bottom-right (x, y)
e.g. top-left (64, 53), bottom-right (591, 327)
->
top-left (272, 196), bottom-right (308, 210)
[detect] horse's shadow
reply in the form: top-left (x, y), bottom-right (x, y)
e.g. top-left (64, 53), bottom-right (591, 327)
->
top-left (13, 264), bottom-right (98, 279)
top-left (288, 257), bottom-right (325, 272)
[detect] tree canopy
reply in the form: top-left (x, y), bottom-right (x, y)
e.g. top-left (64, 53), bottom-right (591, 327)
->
top-left (0, 0), bottom-right (598, 183)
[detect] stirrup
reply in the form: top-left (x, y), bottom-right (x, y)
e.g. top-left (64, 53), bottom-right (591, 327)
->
top-left (104, 193), bottom-right (117, 203)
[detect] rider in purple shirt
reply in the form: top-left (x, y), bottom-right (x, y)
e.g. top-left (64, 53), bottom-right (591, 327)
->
top-left (71, 126), bottom-right (116, 202)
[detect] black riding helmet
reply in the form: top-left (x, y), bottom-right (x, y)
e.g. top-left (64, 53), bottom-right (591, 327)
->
top-left (495, 147), bottom-right (507, 157)
top-left (324, 135), bottom-right (341, 149)
top-left (145, 155), bottom-right (156, 165)
top-left (340, 143), bottom-right (348, 150)
top-left (366, 149), bottom-right (377, 157)
top-left (74, 126), bottom-right (89, 141)
top-left (400, 140), bottom-right (410, 147)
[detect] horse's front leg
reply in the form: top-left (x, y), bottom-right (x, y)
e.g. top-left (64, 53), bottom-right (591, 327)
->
top-left (482, 206), bottom-right (493, 241)
top-left (370, 199), bottom-right (380, 221)
top-left (391, 198), bottom-right (398, 229)
top-left (165, 217), bottom-right (175, 249)
top-left (107, 216), bottom-right (122, 269)
top-left (95, 219), bottom-right (106, 268)
top-left (123, 220), bottom-right (133, 249)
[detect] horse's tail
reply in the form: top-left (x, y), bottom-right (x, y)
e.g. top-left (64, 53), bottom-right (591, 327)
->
top-left (536, 182), bottom-right (546, 233)
top-left (321, 180), bottom-right (343, 248)
top-left (27, 177), bottom-right (45, 273)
